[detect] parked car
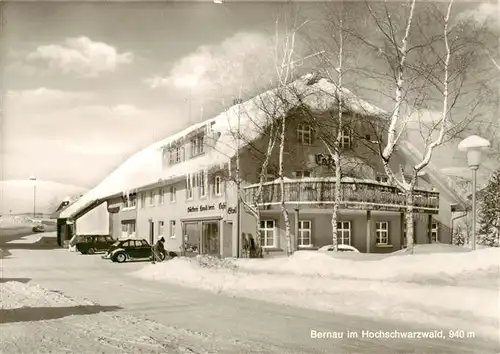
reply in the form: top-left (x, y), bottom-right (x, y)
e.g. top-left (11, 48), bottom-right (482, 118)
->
top-left (317, 244), bottom-right (361, 253)
top-left (75, 235), bottom-right (116, 254)
top-left (32, 224), bottom-right (45, 233)
top-left (103, 239), bottom-right (179, 263)
top-left (102, 239), bottom-right (158, 263)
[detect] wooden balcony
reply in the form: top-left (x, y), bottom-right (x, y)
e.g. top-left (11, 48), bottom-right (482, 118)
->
top-left (242, 178), bottom-right (440, 214)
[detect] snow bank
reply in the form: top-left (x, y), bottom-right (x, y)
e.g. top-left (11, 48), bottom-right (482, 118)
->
top-left (0, 281), bottom-right (94, 309)
top-left (132, 249), bottom-right (500, 339)
top-left (0, 280), bottom-right (266, 354)
top-left (59, 73), bottom-right (387, 220)
top-left (237, 247), bottom-right (500, 284)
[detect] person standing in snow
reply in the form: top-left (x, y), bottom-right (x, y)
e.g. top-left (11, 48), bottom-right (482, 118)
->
top-left (153, 237), bottom-right (166, 262)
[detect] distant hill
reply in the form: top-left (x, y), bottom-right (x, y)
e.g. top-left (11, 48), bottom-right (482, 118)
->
top-left (0, 180), bottom-right (88, 215)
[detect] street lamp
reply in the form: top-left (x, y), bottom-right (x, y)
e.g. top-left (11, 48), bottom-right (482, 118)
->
top-left (28, 176), bottom-right (36, 219)
top-left (458, 135), bottom-right (491, 250)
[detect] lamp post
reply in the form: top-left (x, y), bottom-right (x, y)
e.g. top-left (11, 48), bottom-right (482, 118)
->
top-left (458, 135), bottom-right (491, 250)
top-left (28, 176), bottom-right (37, 219)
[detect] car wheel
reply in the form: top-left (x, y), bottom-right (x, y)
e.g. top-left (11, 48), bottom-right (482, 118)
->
top-left (88, 248), bottom-right (96, 254)
top-left (115, 253), bottom-right (127, 263)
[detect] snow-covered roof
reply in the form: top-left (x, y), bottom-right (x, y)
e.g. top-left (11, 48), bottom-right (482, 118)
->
top-left (59, 73), bottom-right (386, 219)
top-left (60, 73), bottom-right (467, 219)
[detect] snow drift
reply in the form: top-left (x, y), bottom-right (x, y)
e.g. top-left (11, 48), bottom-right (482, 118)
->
top-left (132, 248), bottom-right (500, 339)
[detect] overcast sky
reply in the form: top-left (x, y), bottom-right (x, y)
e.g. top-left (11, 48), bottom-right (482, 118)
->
top-left (1, 1), bottom-right (498, 202)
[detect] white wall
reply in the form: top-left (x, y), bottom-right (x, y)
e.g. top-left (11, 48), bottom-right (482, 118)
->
top-left (75, 203), bottom-right (110, 235)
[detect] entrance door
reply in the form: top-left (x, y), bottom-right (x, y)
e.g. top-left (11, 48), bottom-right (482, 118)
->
top-left (183, 222), bottom-right (200, 257)
top-left (223, 221), bottom-right (233, 257)
top-left (202, 221), bottom-right (220, 257)
top-left (149, 221), bottom-right (154, 245)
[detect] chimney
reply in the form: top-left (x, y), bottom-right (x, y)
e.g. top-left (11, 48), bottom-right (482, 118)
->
top-left (233, 98), bottom-right (243, 105)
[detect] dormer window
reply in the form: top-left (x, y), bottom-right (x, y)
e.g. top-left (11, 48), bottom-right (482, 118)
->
top-left (294, 170), bottom-right (311, 179)
top-left (190, 134), bottom-right (205, 157)
top-left (376, 175), bottom-right (389, 183)
top-left (297, 124), bottom-right (312, 145)
top-left (168, 144), bottom-right (182, 165)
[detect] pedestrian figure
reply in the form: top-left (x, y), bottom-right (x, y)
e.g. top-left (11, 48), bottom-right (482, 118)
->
top-left (153, 237), bottom-right (166, 262)
top-left (242, 232), bottom-right (249, 258)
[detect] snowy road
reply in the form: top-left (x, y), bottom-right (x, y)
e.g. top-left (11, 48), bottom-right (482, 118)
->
top-left (2, 248), bottom-right (499, 353)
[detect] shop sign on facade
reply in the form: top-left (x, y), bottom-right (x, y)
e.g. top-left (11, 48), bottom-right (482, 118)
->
top-left (187, 202), bottom-right (236, 214)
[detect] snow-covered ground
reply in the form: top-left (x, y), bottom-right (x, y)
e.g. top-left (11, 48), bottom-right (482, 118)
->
top-left (132, 245), bottom-right (500, 340)
top-left (0, 280), bottom-right (274, 353)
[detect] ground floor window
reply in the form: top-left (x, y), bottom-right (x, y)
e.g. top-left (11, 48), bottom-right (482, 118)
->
top-left (376, 221), bottom-right (389, 245)
top-left (169, 220), bottom-right (176, 238)
top-left (121, 221), bottom-right (136, 239)
top-left (431, 222), bottom-right (439, 242)
top-left (336, 221), bottom-right (351, 245)
top-left (260, 220), bottom-right (275, 247)
top-left (158, 221), bottom-right (164, 236)
top-left (298, 220), bottom-right (312, 246)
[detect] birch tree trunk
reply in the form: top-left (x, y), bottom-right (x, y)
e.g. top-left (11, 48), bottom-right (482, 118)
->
top-left (331, 16), bottom-right (345, 251)
top-left (253, 123), bottom-right (278, 255)
top-left (405, 190), bottom-right (415, 253)
top-left (278, 116), bottom-right (292, 255)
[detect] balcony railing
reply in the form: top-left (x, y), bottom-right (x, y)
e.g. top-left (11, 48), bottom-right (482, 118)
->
top-left (242, 178), bottom-right (439, 213)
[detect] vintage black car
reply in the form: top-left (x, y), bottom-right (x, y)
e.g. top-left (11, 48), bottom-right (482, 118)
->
top-left (103, 239), bottom-right (180, 263)
top-left (102, 238), bottom-right (159, 263)
top-left (75, 235), bottom-right (116, 254)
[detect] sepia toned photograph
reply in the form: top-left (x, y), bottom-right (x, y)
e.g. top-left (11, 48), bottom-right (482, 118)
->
top-left (0, 0), bottom-right (499, 353)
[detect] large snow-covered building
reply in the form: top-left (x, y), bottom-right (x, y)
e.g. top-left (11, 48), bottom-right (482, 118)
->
top-left (58, 74), bottom-right (467, 256)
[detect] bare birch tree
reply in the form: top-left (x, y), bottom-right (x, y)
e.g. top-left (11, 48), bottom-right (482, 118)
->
top-left (353, 0), bottom-right (459, 253)
top-left (274, 15), bottom-right (308, 256)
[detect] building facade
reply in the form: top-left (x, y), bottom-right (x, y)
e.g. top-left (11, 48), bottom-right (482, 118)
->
top-left (104, 110), bottom-right (460, 257)
top-left (59, 75), bottom-right (466, 256)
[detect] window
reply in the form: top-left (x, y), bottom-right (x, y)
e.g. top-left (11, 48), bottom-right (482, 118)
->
top-left (158, 221), bottom-right (164, 236)
top-left (336, 221), bottom-right (351, 245)
top-left (259, 220), bottom-right (275, 247)
top-left (376, 176), bottom-right (389, 183)
top-left (140, 194), bottom-right (146, 208)
top-left (169, 186), bottom-right (176, 202)
top-left (122, 222), bottom-right (136, 238)
top-left (214, 176), bottom-right (223, 196)
top-left (297, 124), bottom-right (312, 145)
top-left (298, 220), bottom-right (312, 246)
top-left (129, 223), bottom-right (136, 235)
top-left (199, 171), bottom-right (207, 198)
top-left (339, 128), bottom-right (351, 149)
top-left (159, 188), bottom-right (165, 204)
top-left (190, 134), bottom-right (205, 157)
top-left (123, 194), bottom-right (136, 209)
top-left (431, 222), bottom-right (439, 243)
top-left (376, 221), bottom-right (389, 245)
top-left (148, 190), bottom-right (155, 206)
top-left (186, 177), bottom-right (194, 200)
top-left (295, 170), bottom-right (311, 179)
top-left (168, 145), bottom-right (182, 165)
top-left (169, 220), bottom-right (176, 238)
